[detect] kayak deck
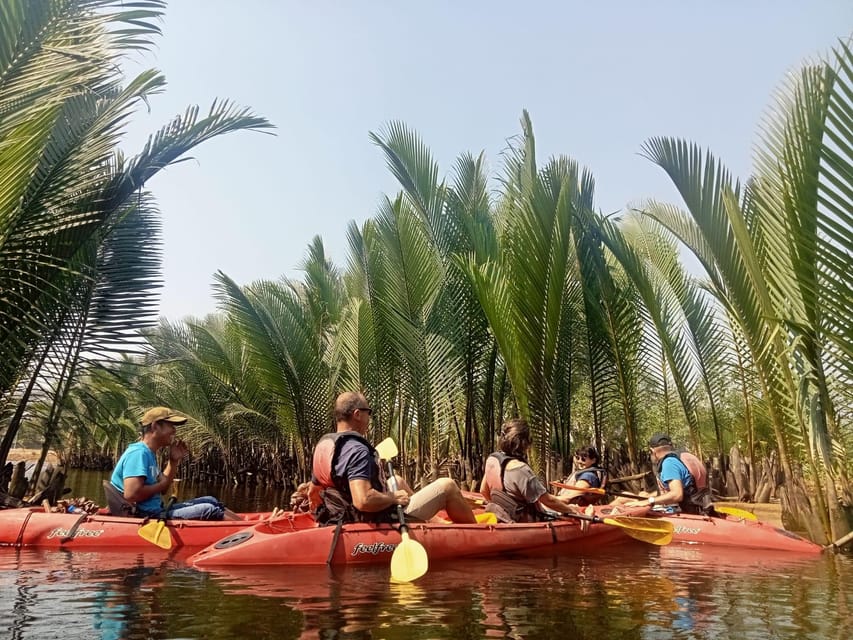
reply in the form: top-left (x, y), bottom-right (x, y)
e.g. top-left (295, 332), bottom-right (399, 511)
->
top-left (0, 506), bottom-right (313, 549)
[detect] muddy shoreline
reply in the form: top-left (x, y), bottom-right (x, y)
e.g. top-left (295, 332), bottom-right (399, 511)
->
top-left (7, 448), bottom-right (60, 465)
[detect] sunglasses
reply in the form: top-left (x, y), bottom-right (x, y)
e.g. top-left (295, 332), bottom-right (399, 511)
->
top-left (357, 406), bottom-right (373, 416)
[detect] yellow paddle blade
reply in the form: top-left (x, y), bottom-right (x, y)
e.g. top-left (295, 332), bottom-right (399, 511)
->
top-left (475, 512), bottom-right (497, 524)
top-left (390, 530), bottom-right (428, 583)
top-left (375, 437), bottom-right (398, 461)
top-left (715, 505), bottom-right (758, 521)
top-left (601, 516), bottom-right (674, 546)
top-left (138, 519), bottom-right (172, 549)
top-left (464, 495), bottom-right (486, 508)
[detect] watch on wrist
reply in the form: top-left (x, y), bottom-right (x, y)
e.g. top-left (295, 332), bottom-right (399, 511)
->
top-left (648, 496), bottom-right (656, 506)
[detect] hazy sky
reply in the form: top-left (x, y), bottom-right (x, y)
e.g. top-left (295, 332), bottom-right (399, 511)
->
top-left (121, 1), bottom-right (852, 320)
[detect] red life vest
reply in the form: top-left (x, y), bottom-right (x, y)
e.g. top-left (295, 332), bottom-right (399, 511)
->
top-left (311, 431), bottom-right (394, 525)
top-left (678, 451), bottom-right (707, 490)
top-left (654, 449), bottom-right (713, 515)
top-left (313, 431), bottom-right (362, 490)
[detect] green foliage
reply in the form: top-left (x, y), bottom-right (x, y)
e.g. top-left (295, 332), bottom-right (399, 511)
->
top-left (0, 0), bottom-right (271, 467)
top-left (13, 11), bottom-right (848, 545)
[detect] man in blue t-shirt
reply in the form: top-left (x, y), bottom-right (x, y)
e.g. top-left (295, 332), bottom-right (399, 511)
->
top-left (624, 433), bottom-right (693, 511)
top-left (110, 407), bottom-right (238, 520)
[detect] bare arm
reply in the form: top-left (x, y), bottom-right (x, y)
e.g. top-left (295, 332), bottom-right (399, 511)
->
top-left (537, 491), bottom-right (581, 515)
top-left (123, 462), bottom-right (174, 502)
top-left (308, 482), bottom-right (323, 511)
top-left (479, 476), bottom-right (491, 501)
top-left (348, 478), bottom-right (409, 513)
top-left (657, 478), bottom-right (684, 505)
top-left (122, 441), bottom-right (187, 502)
top-left (625, 478), bottom-right (684, 507)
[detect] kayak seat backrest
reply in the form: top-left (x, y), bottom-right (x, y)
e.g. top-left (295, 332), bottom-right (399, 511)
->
top-left (103, 480), bottom-right (138, 517)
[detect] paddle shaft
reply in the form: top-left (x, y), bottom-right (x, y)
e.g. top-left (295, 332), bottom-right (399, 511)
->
top-left (385, 462), bottom-right (407, 529)
top-left (385, 459), bottom-right (429, 581)
top-left (552, 482), bottom-right (644, 500)
top-left (161, 495), bottom-right (177, 520)
top-left (560, 511), bottom-right (608, 525)
top-left (60, 511), bottom-right (91, 544)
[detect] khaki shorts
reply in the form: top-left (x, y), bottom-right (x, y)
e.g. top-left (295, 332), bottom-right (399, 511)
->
top-left (404, 480), bottom-right (449, 521)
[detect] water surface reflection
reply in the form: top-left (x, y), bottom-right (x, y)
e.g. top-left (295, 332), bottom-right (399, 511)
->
top-left (7, 470), bottom-right (850, 638)
top-left (2, 544), bottom-right (849, 639)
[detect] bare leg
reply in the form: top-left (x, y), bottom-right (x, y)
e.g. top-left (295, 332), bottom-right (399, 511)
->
top-left (405, 478), bottom-right (477, 523)
top-left (444, 488), bottom-right (477, 524)
top-left (609, 491), bottom-right (650, 508)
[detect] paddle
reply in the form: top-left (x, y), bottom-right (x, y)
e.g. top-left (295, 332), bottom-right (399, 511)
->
top-left (709, 505), bottom-right (758, 521)
top-left (138, 496), bottom-right (177, 549)
top-left (551, 481), bottom-right (759, 521)
top-left (375, 437), bottom-right (397, 462)
top-left (60, 511), bottom-right (91, 544)
top-left (377, 439), bottom-right (428, 582)
top-left (561, 511), bottom-right (674, 545)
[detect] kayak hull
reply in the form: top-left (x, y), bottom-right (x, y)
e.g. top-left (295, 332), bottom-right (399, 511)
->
top-left (191, 508), bottom-right (642, 568)
top-left (0, 507), bottom-right (314, 550)
top-left (652, 509), bottom-right (822, 553)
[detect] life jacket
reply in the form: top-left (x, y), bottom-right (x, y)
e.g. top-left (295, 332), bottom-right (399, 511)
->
top-left (561, 466), bottom-right (608, 506)
top-left (654, 449), bottom-right (714, 515)
top-left (482, 452), bottom-right (547, 523)
top-left (311, 431), bottom-right (396, 526)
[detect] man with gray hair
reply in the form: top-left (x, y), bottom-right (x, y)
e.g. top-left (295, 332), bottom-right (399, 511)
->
top-left (310, 392), bottom-right (476, 525)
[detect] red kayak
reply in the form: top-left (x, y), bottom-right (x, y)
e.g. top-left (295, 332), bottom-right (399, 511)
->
top-left (469, 491), bottom-right (822, 554)
top-left (0, 506), bottom-right (314, 550)
top-left (646, 508), bottom-right (822, 553)
top-left (549, 485), bottom-right (822, 553)
top-left (190, 505), bottom-right (652, 568)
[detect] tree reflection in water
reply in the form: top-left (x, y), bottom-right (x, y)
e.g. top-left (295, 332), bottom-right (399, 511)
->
top-left (0, 544), bottom-right (850, 639)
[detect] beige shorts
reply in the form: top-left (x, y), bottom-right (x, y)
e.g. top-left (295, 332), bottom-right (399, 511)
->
top-left (404, 480), bottom-right (448, 521)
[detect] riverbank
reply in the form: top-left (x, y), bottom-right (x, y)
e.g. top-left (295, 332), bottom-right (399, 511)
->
top-left (7, 448), bottom-right (59, 465)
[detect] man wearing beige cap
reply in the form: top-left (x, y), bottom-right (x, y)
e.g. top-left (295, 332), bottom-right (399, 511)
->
top-left (109, 407), bottom-right (236, 520)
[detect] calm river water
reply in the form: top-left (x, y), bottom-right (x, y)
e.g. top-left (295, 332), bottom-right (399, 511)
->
top-left (1, 470), bottom-right (850, 639)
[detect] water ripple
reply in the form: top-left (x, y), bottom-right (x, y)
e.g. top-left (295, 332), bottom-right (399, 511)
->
top-left (0, 544), bottom-right (850, 639)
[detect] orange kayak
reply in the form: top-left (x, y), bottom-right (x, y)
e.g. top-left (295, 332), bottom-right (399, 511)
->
top-left (190, 504), bottom-right (645, 568)
top-left (0, 506), bottom-right (314, 550)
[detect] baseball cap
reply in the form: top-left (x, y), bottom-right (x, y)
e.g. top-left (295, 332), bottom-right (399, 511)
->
top-left (140, 407), bottom-right (188, 427)
top-left (648, 433), bottom-right (672, 447)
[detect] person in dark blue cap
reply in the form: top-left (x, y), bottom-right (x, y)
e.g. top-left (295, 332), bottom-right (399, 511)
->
top-left (624, 433), bottom-right (712, 514)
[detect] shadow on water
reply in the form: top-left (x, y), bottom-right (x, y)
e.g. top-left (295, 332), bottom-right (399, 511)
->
top-left (1, 542), bottom-right (851, 640)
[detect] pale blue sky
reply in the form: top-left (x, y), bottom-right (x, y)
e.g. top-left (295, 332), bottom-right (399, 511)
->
top-left (121, 1), bottom-right (852, 320)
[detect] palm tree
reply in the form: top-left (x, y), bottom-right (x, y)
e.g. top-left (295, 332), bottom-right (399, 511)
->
top-left (0, 0), bottom-right (272, 468)
top-left (210, 270), bottom-right (336, 477)
top-left (639, 41), bottom-right (852, 543)
top-left (369, 123), bottom-right (499, 484)
top-left (465, 112), bottom-right (616, 476)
